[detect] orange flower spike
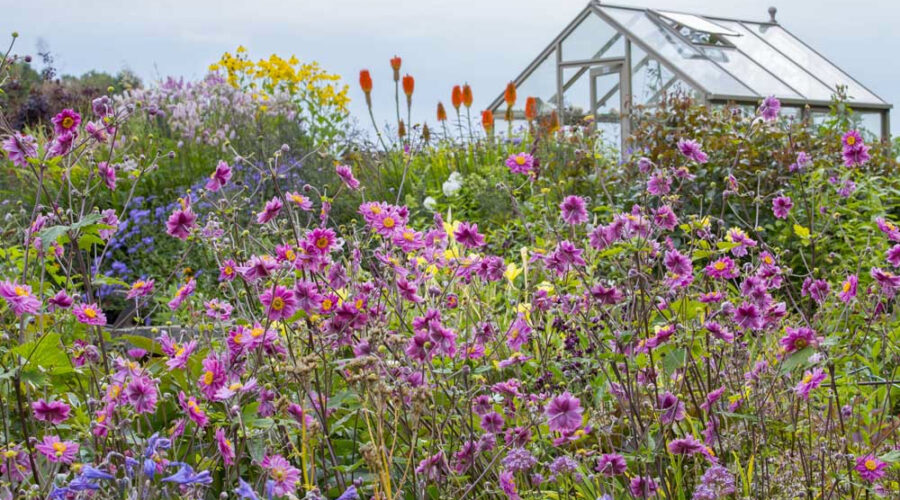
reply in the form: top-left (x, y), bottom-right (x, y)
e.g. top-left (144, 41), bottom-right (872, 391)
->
top-left (451, 85), bottom-right (463, 111)
top-left (390, 56), bottom-right (402, 82)
top-left (481, 110), bottom-right (494, 133)
top-left (402, 74), bottom-right (415, 98)
top-left (504, 82), bottom-right (517, 109)
top-left (398, 119), bottom-right (406, 138)
top-left (437, 102), bottom-right (448, 122)
top-left (462, 84), bottom-right (473, 108)
top-left (359, 69), bottom-right (373, 107)
top-left (525, 96), bottom-right (537, 121)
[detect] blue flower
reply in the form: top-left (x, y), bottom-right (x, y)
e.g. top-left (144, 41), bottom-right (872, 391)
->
top-left (81, 464), bottom-right (115, 481)
top-left (235, 478), bottom-right (260, 500)
top-left (162, 463), bottom-right (213, 486)
top-left (337, 485), bottom-right (359, 500)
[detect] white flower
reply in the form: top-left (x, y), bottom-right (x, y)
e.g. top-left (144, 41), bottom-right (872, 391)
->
top-left (442, 171), bottom-right (463, 197)
top-left (423, 196), bottom-right (437, 211)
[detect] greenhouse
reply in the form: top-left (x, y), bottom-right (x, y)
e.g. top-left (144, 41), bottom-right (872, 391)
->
top-left (488, 1), bottom-right (892, 147)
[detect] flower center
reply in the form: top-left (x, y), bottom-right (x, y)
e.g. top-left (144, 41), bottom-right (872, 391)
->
top-left (61, 117), bottom-right (74, 129)
top-left (52, 442), bottom-right (67, 456)
top-left (233, 333), bottom-right (244, 344)
top-left (383, 217), bottom-right (395, 228)
top-left (846, 136), bottom-right (856, 145)
top-left (316, 237), bottom-right (330, 249)
top-left (271, 297), bottom-right (285, 311)
top-left (322, 299), bottom-right (333, 311)
top-left (802, 374), bottom-right (813, 384)
top-left (865, 459), bottom-right (877, 471)
top-left (175, 347), bottom-right (186, 357)
top-left (251, 327), bottom-right (264, 338)
top-left (355, 298), bottom-right (364, 310)
top-left (843, 281), bottom-right (852, 292)
top-left (371, 206), bottom-right (382, 215)
top-left (291, 194), bottom-right (305, 204)
top-left (515, 155), bottom-right (526, 166)
top-left (713, 261), bottom-right (726, 271)
top-left (272, 468), bottom-right (286, 481)
top-left (224, 266), bottom-right (234, 276)
top-left (285, 249), bottom-right (296, 261)
top-left (203, 370), bottom-right (215, 385)
top-left (403, 231), bottom-right (415, 241)
top-left (133, 280), bottom-right (145, 289)
top-left (794, 339), bottom-right (807, 349)
top-left (84, 307), bottom-right (97, 319)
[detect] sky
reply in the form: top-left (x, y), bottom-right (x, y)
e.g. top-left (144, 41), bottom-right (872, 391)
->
top-left (2, 0), bottom-right (896, 135)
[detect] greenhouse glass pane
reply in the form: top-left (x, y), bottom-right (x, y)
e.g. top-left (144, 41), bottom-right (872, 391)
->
top-left (598, 6), bottom-right (755, 97)
top-left (748, 24), bottom-right (884, 104)
top-left (561, 13), bottom-right (624, 61)
top-left (511, 49), bottom-right (558, 116)
top-left (715, 20), bottom-right (834, 101)
top-left (698, 46), bottom-right (802, 99)
top-left (657, 11), bottom-right (739, 36)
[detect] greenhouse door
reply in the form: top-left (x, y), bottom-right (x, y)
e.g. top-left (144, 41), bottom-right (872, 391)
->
top-left (588, 61), bottom-right (630, 151)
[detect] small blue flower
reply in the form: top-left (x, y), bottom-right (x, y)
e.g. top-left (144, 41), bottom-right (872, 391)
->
top-left (235, 478), bottom-right (260, 500)
top-left (162, 463), bottom-right (212, 486)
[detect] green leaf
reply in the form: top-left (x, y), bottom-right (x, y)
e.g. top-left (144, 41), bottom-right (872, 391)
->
top-left (780, 347), bottom-right (814, 373)
top-left (662, 348), bottom-right (687, 375)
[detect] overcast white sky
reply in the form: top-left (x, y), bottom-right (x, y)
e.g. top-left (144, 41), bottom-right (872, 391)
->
top-left (2, 0), bottom-right (896, 134)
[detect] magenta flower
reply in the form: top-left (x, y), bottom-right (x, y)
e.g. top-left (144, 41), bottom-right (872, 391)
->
top-left (286, 191), bottom-right (313, 211)
top-left (307, 227), bottom-right (336, 254)
top-left (559, 195), bottom-right (588, 225)
top-left (454, 221), bottom-right (485, 248)
top-left (260, 285), bottom-right (298, 321)
top-left (772, 196), bottom-right (793, 219)
top-left (47, 290), bottom-right (73, 311)
top-left (841, 130), bottom-right (870, 167)
top-left (35, 435), bottom-right (78, 463)
top-left (0, 281), bottom-right (41, 316)
top-left (545, 392), bottom-right (583, 432)
top-left (780, 326), bottom-right (820, 354)
top-left (647, 173), bottom-right (671, 196)
top-left (51, 109), bottom-right (81, 136)
top-left (596, 453), bottom-right (627, 476)
top-left (505, 152), bottom-right (535, 174)
top-left (257, 197), bottom-right (283, 224)
top-left (658, 391), bottom-right (685, 424)
top-left (499, 470), bottom-right (520, 500)
top-left (126, 376), bottom-right (158, 414)
top-left (166, 197), bottom-right (197, 240)
top-left (2, 132), bottom-right (37, 167)
top-left (481, 411), bottom-right (505, 433)
top-left (705, 256), bottom-right (738, 280)
top-left (854, 454), bottom-right (888, 482)
top-left (219, 259), bottom-right (238, 282)
top-left (97, 162), bottom-right (116, 190)
top-left (677, 138), bottom-right (708, 163)
top-left (733, 302), bottom-right (763, 330)
top-left (505, 315), bottom-right (532, 352)
top-left (206, 160), bottom-right (232, 192)
top-left (178, 391), bottom-right (208, 427)
top-left (126, 279), bottom-right (155, 300)
top-left (32, 399), bottom-right (71, 424)
top-left (838, 274), bottom-right (858, 303)
top-left (168, 278), bottom-right (196, 310)
top-left (758, 96), bottom-right (781, 121)
top-left (630, 476), bottom-right (658, 497)
top-left (667, 435), bottom-right (705, 455)
top-left (261, 454), bottom-right (301, 497)
top-left (48, 131), bottom-right (75, 157)
top-left (335, 164), bottom-right (360, 190)
top-left (216, 428), bottom-right (236, 466)
top-left (73, 302), bottom-right (107, 326)
top-left (198, 355), bottom-right (227, 400)
top-left (794, 368), bottom-right (826, 400)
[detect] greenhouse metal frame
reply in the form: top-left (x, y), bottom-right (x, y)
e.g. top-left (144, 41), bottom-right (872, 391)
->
top-left (488, 1), bottom-right (892, 148)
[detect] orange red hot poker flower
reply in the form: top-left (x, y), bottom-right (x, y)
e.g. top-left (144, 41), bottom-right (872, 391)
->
top-left (481, 110), bottom-right (494, 133)
top-left (437, 102), bottom-right (448, 122)
top-left (451, 85), bottom-right (463, 110)
top-left (402, 74), bottom-right (415, 98)
top-left (525, 96), bottom-right (537, 121)
top-left (359, 69), bottom-right (373, 107)
top-left (504, 82), bottom-right (517, 109)
top-left (390, 56), bottom-right (402, 81)
top-left (462, 84), bottom-right (473, 109)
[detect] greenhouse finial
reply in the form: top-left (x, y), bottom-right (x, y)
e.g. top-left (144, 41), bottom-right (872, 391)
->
top-left (768, 6), bottom-right (778, 23)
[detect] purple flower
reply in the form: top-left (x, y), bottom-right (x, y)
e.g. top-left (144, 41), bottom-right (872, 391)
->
top-left (854, 454), bottom-right (888, 482)
top-left (32, 399), bottom-right (71, 424)
top-left (838, 274), bottom-right (858, 303)
top-left (73, 302), bottom-right (107, 326)
top-left (789, 151), bottom-right (811, 172)
top-left (794, 368), bottom-right (826, 400)
top-left (51, 109), bottom-right (81, 136)
top-left (166, 197), bottom-right (197, 240)
top-left (505, 152), bottom-right (535, 174)
top-left (772, 196), bottom-right (793, 219)
top-left (596, 453), bottom-right (627, 476)
top-left (630, 476), bottom-right (658, 497)
top-left (559, 195), bottom-right (588, 225)
top-left (841, 130), bottom-right (870, 167)
top-left (499, 470), bottom-right (520, 500)
top-left (693, 465), bottom-right (736, 500)
top-left (2, 132), bottom-right (37, 167)
top-left (658, 391), bottom-right (685, 424)
top-left (545, 392), bottom-right (583, 432)
top-left (216, 428), bottom-right (235, 466)
top-left (758, 96), bottom-right (780, 120)
top-left (260, 285), bottom-right (298, 321)
top-left (677, 139), bottom-right (708, 163)
top-left (454, 221), bottom-right (485, 248)
top-left (97, 162), bottom-right (116, 190)
top-left (48, 290), bottom-right (73, 311)
top-left (336, 164), bottom-right (360, 190)
top-left (35, 435), bottom-right (78, 463)
top-left (206, 160), bottom-right (232, 192)
top-left (647, 173), bottom-right (671, 196)
top-left (733, 302), bottom-right (763, 330)
top-left (481, 412), bottom-right (505, 433)
top-left (780, 326), bottom-right (820, 354)
top-left (256, 197), bottom-right (283, 224)
top-left (667, 435), bottom-right (705, 455)
top-left (126, 376), bottom-right (158, 414)
top-left (0, 280), bottom-right (41, 316)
